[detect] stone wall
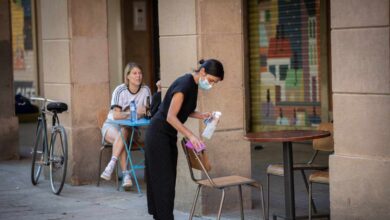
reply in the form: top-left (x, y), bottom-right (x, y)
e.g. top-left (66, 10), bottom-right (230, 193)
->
top-left (0, 0), bottom-right (19, 161)
top-left (159, 0), bottom-right (252, 215)
top-left (39, 0), bottom-right (109, 184)
top-left (330, 0), bottom-right (390, 219)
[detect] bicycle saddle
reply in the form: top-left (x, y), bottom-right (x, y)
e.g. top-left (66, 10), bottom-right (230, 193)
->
top-left (47, 102), bottom-right (68, 113)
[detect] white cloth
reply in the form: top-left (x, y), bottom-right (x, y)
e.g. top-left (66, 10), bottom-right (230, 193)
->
top-left (107, 84), bottom-right (151, 120)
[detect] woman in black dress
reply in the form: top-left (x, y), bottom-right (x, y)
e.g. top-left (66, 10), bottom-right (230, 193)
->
top-left (145, 59), bottom-right (224, 220)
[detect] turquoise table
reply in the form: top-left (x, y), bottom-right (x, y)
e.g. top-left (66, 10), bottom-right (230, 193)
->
top-left (107, 118), bottom-right (150, 194)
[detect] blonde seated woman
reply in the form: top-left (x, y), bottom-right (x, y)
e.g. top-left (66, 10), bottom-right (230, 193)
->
top-left (100, 62), bottom-right (151, 188)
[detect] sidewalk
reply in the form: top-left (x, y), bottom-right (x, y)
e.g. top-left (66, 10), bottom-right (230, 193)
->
top-left (0, 159), bottom-right (210, 220)
top-left (5, 122), bottom-right (329, 220)
top-left (1, 159), bottom-right (271, 220)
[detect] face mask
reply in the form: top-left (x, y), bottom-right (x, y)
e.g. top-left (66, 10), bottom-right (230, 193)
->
top-left (199, 76), bottom-right (212, 90)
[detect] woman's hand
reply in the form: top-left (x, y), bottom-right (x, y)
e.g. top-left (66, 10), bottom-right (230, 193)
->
top-left (188, 135), bottom-right (205, 152)
top-left (137, 105), bottom-right (146, 118)
top-left (200, 112), bottom-right (212, 120)
top-left (190, 111), bottom-right (212, 120)
top-left (112, 107), bottom-right (130, 120)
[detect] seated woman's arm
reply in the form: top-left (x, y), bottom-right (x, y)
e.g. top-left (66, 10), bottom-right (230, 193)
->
top-left (111, 107), bottom-right (130, 120)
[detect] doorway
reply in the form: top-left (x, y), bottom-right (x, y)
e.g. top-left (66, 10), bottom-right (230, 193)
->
top-left (109, 0), bottom-right (159, 93)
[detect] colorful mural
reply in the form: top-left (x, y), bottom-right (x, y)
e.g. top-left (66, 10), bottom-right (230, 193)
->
top-left (249, 0), bottom-right (323, 131)
top-left (11, 0), bottom-right (33, 70)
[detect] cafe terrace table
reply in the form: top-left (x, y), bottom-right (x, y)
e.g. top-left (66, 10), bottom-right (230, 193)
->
top-left (107, 118), bottom-right (150, 194)
top-left (244, 130), bottom-right (330, 220)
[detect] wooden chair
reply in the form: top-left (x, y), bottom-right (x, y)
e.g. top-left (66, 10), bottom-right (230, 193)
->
top-left (308, 170), bottom-right (330, 220)
top-left (96, 108), bottom-right (119, 190)
top-left (180, 138), bottom-right (267, 220)
top-left (266, 122), bottom-right (333, 217)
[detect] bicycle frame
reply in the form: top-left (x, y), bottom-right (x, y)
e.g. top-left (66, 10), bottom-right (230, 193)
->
top-left (31, 97), bottom-right (61, 165)
top-left (30, 96), bottom-right (68, 195)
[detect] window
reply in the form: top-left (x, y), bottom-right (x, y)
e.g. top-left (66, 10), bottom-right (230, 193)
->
top-left (248, 0), bottom-right (329, 131)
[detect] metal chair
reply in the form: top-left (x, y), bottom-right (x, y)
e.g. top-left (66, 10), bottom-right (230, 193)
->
top-left (266, 122), bottom-right (334, 217)
top-left (96, 108), bottom-right (119, 190)
top-left (308, 170), bottom-right (330, 220)
top-left (180, 138), bottom-right (267, 220)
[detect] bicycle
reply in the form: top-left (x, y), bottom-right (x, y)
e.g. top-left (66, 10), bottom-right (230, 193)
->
top-left (30, 97), bottom-right (68, 195)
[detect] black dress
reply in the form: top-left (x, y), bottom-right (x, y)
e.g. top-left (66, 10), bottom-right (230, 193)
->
top-left (145, 74), bottom-right (198, 220)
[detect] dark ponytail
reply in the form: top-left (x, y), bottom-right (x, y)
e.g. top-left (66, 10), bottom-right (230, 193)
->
top-left (197, 58), bottom-right (224, 80)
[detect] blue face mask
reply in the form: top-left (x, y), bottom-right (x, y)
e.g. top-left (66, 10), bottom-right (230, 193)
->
top-left (199, 76), bottom-right (212, 90)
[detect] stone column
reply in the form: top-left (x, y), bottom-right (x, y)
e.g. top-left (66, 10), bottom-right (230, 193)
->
top-left (159, 0), bottom-right (251, 215)
top-left (330, 0), bottom-right (390, 219)
top-left (159, 0), bottom-right (200, 213)
top-left (39, 0), bottom-right (109, 184)
top-left (0, 0), bottom-right (19, 160)
top-left (197, 0), bottom-right (251, 213)
top-left (196, 0), bottom-right (251, 214)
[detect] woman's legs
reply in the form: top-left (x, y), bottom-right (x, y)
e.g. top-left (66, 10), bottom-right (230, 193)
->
top-left (109, 127), bottom-right (129, 171)
top-left (145, 121), bottom-right (177, 220)
top-left (101, 127), bottom-right (132, 187)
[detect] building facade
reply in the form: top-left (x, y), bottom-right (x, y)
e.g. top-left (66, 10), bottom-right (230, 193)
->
top-left (1, 0), bottom-right (389, 219)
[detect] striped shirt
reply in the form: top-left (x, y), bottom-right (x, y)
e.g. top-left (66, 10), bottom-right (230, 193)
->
top-left (108, 84), bottom-right (151, 120)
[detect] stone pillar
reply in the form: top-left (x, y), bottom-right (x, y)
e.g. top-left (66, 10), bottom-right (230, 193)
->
top-left (39, 0), bottom-right (109, 184)
top-left (159, 0), bottom-right (200, 213)
top-left (197, 0), bottom-right (251, 214)
top-left (0, 0), bottom-right (19, 161)
top-left (330, 0), bottom-right (390, 219)
top-left (159, 0), bottom-right (251, 215)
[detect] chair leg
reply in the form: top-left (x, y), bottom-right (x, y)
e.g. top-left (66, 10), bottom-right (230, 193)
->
top-left (115, 162), bottom-right (119, 191)
top-left (309, 181), bottom-right (312, 220)
top-left (301, 170), bottom-right (317, 213)
top-left (217, 189), bottom-right (226, 220)
top-left (238, 185), bottom-right (244, 220)
top-left (258, 184), bottom-right (267, 220)
top-left (97, 146), bottom-right (105, 186)
top-left (189, 185), bottom-right (201, 220)
top-left (266, 173), bottom-right (270, 219)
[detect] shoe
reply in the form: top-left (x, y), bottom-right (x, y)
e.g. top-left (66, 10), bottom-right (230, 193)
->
top-left (100, 165), bottom-right (114, 181)
top-left (122, 174), bottom-right (133, 188)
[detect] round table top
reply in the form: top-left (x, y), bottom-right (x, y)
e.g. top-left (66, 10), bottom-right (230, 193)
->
top-left (244, 130), bottom-right (330, 143)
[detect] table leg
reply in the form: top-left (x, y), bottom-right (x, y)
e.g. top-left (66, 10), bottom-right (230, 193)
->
top-left (124, 128), bottom-right (142, 194)
top-left (283, 141), bottom-right (295, 220)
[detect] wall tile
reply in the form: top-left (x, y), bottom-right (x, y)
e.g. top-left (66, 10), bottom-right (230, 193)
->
top-left (41, 0), bottom-right (69, 39)
top-left (331, 0), bottom-right (389, 28)
top-left (199, 33), bottom-right (244, 89)
top-left (159, 36), bottom-right (198, 87)
top-left (333, 94), bottom-right (390, 158)
top-left (200, 87), bottom-right (244, 130)
top-left (70, 0), bottom-right (107, 37)
top-left (332, 28), bottom-right (390, 94)
top-left (44, 83), bottom-right (72, 128)
top-left (42, 40), bottom-right (71, 84)
top-left (159, 0), bottom-right (196, 36)
top-left (0, 117), bottom-right (19, 160)
top-left (71, 37), bottom-right (109, 84)
top-left (330, 155), bottom-right (390, 219)
top-left (70, 126), bottom-right (101, 184)
top-left (71, 83), bottom-right (110, 128)
top-left (198, 0), bottom-right (242, 34)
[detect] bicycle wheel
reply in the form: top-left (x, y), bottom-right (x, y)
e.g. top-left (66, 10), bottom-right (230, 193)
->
top-left (49, 125), bottom-right (68, 195)
top-left (31, 121), bottom-right (45, 185)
